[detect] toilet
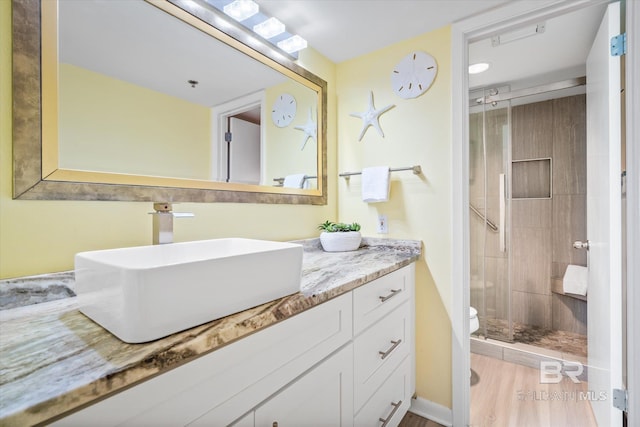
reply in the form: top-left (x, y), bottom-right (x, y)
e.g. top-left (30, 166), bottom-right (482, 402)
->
top-left (470, 307), bottom-right (479, 334)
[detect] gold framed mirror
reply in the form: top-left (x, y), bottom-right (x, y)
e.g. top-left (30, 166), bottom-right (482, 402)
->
top-left (12, 0), bottom-right (327, 204)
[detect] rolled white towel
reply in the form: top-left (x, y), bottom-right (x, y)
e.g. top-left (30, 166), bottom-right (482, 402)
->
top-left (563, 264), bottom-right (588, 296)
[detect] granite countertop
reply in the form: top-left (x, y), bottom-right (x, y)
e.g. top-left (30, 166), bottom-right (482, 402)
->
top-left (0, 237), bottom-right (420, 426)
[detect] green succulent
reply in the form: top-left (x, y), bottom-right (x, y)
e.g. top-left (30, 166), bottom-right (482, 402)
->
top-left (318, 221), bottom-right (361, 233)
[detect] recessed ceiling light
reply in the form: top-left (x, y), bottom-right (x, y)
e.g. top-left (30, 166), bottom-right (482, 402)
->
top-left (223, 0), bottom-right (259, 22)
top-left (468, 62), bottom-right (490, 74)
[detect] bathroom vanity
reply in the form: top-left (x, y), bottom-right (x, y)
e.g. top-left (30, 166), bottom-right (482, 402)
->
top-left (0, 238), bottom-right (420, 426)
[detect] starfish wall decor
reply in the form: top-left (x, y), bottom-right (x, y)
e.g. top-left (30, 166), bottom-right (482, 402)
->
top-left (349, 91), bottom-right (395, 141)
top-left (294, 107), bottom-right (317, 150)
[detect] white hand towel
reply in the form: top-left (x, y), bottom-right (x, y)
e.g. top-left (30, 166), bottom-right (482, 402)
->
top-left (362, 166), bottom-right (390, 203)
top-left (563, 264), bottom-right (588, 296)
top-left (283, 174), bottom-right (306, 189)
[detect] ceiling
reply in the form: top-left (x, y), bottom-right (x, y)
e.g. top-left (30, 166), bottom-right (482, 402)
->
top-left (259, 0), bottom-right (606, 89)
top-left (468, 2), bottom-right (607, 90)
top-left (59, 0), bottom-right (608, 109)
top-left (258, 0), bottom-right (510, 63)
top-left (59, 0), bottom-right (289, 108)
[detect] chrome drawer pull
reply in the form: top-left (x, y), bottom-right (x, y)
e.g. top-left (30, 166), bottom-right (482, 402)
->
top-left (378, 339), bottom-right (402, 359)
top-left (379, 400), bottom-right (402, 427)
top-left (379, 288), bottom-right (402, 303)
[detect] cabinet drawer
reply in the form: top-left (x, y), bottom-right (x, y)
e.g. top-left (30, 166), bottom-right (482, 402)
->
top-left (354, 356), bottom-right (411, 427)
top-left (353, 300), bottom-right (410, 410)
top-left (353, 265), bottom-right (413, 335)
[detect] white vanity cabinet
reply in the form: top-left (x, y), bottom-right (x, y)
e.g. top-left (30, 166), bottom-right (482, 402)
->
top-left (53, 264), bottom-right (415, 427)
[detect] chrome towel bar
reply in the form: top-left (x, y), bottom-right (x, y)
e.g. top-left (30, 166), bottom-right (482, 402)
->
top-left (272, 175), bottom-right (317, 187)
top-left (339, 165), bottom-right (422, 178)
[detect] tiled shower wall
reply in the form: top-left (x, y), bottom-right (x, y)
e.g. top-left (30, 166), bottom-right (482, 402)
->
top-left (511, 94), bottom-right (587, 334)
top-left (470, 94), bottom-right (587, 337)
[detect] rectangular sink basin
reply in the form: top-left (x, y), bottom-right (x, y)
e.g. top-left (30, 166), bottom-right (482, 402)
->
top-left (75, 238), bottom-right (303, 343)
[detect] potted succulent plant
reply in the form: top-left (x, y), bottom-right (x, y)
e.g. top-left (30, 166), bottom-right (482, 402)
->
top-left (317, 221), bottom-right (362, 252)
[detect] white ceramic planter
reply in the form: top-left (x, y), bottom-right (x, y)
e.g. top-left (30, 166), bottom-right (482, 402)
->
top-left (319, 231), bottom-right (362, 252)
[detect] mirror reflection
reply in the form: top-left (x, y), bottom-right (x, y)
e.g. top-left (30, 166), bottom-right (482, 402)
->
top-left (56, 0), bottom-right (319, 190)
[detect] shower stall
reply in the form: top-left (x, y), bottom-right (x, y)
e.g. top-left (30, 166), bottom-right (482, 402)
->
top-left (469, 86), bottom-right (512, 342)
top-left (469, 79), bottom-right (589, 356)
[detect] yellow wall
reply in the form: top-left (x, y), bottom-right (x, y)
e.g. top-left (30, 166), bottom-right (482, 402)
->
top-left (59, 63), bottom-right (211, 179)
top-left (2, 0), bottom-right (452, 410)
top-left (0, 1), bottom-right (338, 278)
top-left (336, 26), bottom-right (453, 408)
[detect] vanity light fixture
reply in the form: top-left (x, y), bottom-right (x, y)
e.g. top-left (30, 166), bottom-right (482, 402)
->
top-left (211, 1), bottom-right (309, 56)
top-left (468, 62), bottom-right (490, 74)
top-left (253, 17), bottom-right (285, 39)
top-left (223, 0), bottom-right (259, 22)
top-left (277, 35), bottom-right (308, 54)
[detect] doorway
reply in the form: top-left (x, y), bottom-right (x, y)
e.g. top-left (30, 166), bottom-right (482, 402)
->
top-left (450, 0), bottom-right (634, 425)
top-left (469, 80), bottom-right (589, 350)
top-left (211, 91), bottom-right (265, 184)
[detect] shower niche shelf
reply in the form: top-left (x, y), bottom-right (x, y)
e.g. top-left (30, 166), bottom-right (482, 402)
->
top-left (511, 157), bottom-right (552, 199)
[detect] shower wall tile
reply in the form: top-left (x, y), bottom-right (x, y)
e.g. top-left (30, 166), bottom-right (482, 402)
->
top-left (512, 199), bottom-right (552, 229)
top-left (552, 95), bottom-right (587, 196)
top-left (469, 111), bottom-right (486, 200)
top-left (469, 112), bottom-right (483, 183)
top-left (552, 262), bottom-right (569, 279)
top-left (483, 196), bottom-right (508, 259)
top-left (485, 108), bottom-right (509, 199)
top-left (552, 294), bottom-right (587, 335)
top-left (486, 256), bottom-right (509, 319)
top-left (511, 226), bottom-right (552, 295)
top-left (470, 284), bottom-right (484, 319)
top-left (512, 100), bottom-right (554, 161)
top-left (512, 291), bottom-right (552, 329)
top-left (552, 194), bottom-right (587, 268)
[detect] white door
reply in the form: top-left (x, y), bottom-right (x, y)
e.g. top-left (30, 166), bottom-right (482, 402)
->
top-left (229, 117), bottom-right (261, 185)
top-left (586, 2), bottom-right (623, 425)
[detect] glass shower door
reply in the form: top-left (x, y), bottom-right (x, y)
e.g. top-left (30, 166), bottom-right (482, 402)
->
top-left (469, 88), bottom-right (512, 342)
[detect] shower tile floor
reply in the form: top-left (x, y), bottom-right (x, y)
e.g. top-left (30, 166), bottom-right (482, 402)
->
top-left (483, 318), bottom-right (587, 357)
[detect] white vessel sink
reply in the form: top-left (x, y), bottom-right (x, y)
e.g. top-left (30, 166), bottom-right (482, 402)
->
top-left (75, 238), bottom-right (303, 343)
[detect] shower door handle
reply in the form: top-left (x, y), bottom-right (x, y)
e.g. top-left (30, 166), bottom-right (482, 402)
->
top-left (499, 173), bottom-right (506, 252)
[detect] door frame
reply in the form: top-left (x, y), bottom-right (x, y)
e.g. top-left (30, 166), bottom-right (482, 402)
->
top-left (624, 0), bottom-right (640, 424)
top-left (450, 0), bottom-right (638, 425)
top-left (210, 91), bottom-right (266, 182)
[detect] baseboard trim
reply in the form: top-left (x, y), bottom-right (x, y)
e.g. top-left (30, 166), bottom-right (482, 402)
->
top-left (409, 396), bottom-right (453, 427)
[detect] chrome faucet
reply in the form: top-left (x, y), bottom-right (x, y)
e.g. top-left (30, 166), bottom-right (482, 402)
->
top-left (150, 203), bottom-right (194, 245)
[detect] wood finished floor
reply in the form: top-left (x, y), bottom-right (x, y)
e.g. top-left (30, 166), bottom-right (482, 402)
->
top-left (398, 411), bottom-right (444, 427)
top-left (471, 353), bottom-right (597, 427)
